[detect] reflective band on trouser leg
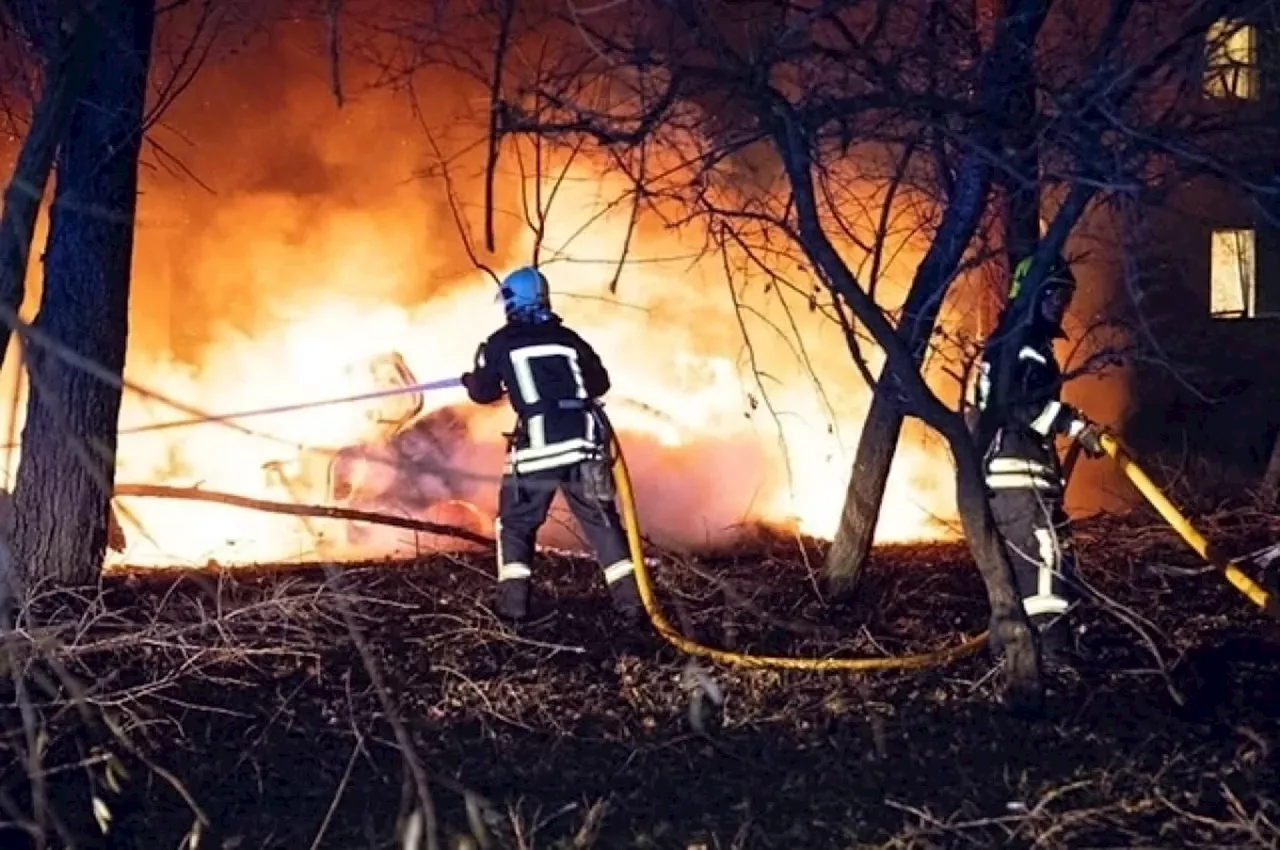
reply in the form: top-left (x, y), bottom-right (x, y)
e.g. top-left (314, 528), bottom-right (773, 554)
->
top-left (499, 562), bottom-right (532, 581)
top-left (494, 517), bottom-right (504, 577)
top-left (985, 473), bottom-right (1061, 491)
top-left (1023, 593), bottom-right (1069, 616)
top-left (602, 559), bottom-right (635, 585)
top-left (494, 518), bottom-right (531, 582)
top-left (985, 457), bottom-right (1063, 492)
top-left (988, 458), bottom-right (1057, 476)
top-left (1022, 526), bottom-right (1069, 617)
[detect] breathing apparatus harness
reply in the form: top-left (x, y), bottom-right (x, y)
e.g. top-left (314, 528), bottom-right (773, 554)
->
top-left (503, 396), bottom-right (616, 502)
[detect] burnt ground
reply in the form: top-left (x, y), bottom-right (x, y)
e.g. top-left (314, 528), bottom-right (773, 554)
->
top-left (2, 509), bottom-right (1280, 849)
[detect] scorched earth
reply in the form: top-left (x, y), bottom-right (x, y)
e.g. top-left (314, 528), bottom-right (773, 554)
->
top-left (4, 508), bottom-right (1278, 849)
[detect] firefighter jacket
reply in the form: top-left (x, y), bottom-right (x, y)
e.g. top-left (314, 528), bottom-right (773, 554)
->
top-left (462, 315), bottom-right (612, 474)
top-left (972, 322), bottom-right (1087, 495)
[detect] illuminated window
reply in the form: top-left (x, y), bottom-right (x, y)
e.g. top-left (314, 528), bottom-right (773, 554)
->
top-left (1204, 19), bottom-right (1258, 100)
top-left (1209, 228), bottom-right (1257, 318)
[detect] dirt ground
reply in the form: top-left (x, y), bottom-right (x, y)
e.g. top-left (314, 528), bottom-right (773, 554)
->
top-left (2, 509), bottom-right (1279, 849)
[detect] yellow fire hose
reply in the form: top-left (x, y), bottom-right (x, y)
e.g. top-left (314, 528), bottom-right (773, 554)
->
top-left (606, 429), bottom-right (1278, 673)
top-left (608, 436), bottom-right (991, 671)
top-left (1097, 432), bottom-right (1279, 619)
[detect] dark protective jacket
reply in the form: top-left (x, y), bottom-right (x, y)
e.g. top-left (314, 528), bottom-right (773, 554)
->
top-left (972, 317), bottom-right (1086, 495)
top-left (463, 315), bottom-right (612, 474)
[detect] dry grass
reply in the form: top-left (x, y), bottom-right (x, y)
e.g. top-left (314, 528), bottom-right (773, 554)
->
top-left (0, 511), bottom-right (1277, 848)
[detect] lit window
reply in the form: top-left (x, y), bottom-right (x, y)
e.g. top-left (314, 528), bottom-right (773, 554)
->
top-left (1209, 228), bottom-right (1257, 318)
top-left (1204, 19), bottom-right (1257, 100)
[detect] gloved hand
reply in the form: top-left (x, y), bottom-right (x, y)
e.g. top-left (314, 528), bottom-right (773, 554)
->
top-left (1068, 415), bottom-right (1107, 459)
top-left (460, 371), bottom-right (475, 392)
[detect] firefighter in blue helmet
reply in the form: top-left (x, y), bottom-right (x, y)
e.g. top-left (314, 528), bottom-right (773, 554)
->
top-left (460, 266), bottom-right (643, 623)
top-left (972, 254), bottom-right (1105, 661)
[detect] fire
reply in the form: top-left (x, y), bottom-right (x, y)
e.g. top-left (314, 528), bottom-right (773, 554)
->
top-left (96, 215), bottom-right (961, 567)
top-left (0, 36), bottom-right (968, 569)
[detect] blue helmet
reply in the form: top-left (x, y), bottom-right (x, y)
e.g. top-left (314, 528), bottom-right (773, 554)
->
top-left (499, 266), bottom-right (552, 321)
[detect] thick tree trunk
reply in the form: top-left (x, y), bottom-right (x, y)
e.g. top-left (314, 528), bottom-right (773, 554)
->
top-left (1000, 12), bottom-right (1040, 270)
top-left (1003, 177), bottom-right (1040, 269)
top-left (0, 16), bottom-right (105, 617)
top-left (12, 0), bottom-right (155, 586)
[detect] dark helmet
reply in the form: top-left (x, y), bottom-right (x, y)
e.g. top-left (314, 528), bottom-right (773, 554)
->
top-left (1008, 254), bottom-right (1076, 303)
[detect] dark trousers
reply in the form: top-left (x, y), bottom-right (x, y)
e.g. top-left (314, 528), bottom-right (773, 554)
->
top-left (495, 463), bottom-right (631, 581)
top-left (989, 488), bottom-right (1078, 620)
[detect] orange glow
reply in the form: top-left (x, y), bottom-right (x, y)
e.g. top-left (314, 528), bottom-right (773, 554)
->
top-left (0, 32), bottom-right (980, 569)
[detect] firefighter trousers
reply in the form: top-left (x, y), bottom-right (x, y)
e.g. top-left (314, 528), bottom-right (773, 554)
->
top-left (989, 487), bottom-right (1078, 621)
top-left (494, 462), bottom-right (635, 590)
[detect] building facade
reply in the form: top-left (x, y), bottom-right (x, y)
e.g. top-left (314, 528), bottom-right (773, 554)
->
top-left (1122, 10), bottom-right (1280, 489)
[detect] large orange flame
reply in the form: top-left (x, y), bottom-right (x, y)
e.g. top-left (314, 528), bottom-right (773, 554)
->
top-left (0, 32), bottom-right (989, 569)
top-left (100, 163), bottom-right (962, 566)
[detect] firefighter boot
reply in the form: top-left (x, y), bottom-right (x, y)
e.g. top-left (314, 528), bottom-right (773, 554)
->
top-left (987, 613), bottom-right (1074, 666)
top-left (495, 577), bottom-right (530, 622)
top-left (608, 572), bottom-right (644, 625)
top-left (1031, 613), bottom-right (1078, 670)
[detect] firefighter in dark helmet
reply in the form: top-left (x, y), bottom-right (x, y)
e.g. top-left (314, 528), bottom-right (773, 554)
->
top-left (460, 265), bottom-right (643, 624)
top-left (972, 254), bottom-right (1105, 659)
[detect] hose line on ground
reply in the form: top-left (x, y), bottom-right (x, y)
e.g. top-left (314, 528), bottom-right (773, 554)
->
top-left (1098, 432), bottom-right (1278, 620)
top-left (608, 432), bottom-right (991, 672)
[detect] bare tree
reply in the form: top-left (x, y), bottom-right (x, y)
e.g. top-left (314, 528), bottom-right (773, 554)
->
top-left (367, 0), bottom-right (1280, 709)
top-left (362, 0), bottom-right (1049, 709)
top-left (1, 0), bottom-right (154, 593)
top-left (824, 0), bottom-right (1280, 591)
top-left (823, 0), bottom-right (1062, 596)
top-left (0, 0), bottom-right (271, 595)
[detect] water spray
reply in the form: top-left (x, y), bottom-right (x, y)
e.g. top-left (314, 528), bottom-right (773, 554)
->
top-left (116, 376), bottom-right (466, 436)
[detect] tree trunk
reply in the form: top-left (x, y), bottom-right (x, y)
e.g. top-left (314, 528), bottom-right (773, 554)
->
top-left (950, 423), bottom-right (1043, 714)
top-left (825, 155), bottom-right (994, 597)
top-left (1000, 4), bottom-right (1040, 271)
top-left (1003, 177), bottom-right (1040, 269)
top-left (0, 13), bottom-right (104, 370)
top-left (824, 0), bottom-right (1052, 597)
top-left (12, 0), bottom-right (155, 586)
top-left (0, 16), bottom-right (106, 618)
top-left (825, 398), bottom-right (903, 597)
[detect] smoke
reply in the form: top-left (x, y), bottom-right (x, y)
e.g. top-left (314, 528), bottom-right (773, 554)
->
top-left (0, 13), bottom-right (1130, 567)
top-left (102, 27), bottom-right (934, 564)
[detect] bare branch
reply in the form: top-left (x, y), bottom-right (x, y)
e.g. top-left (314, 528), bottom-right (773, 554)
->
top-left (327, 0), bottom-right (343, 107)
top-left (484, 0), bottom-right (516, 254)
